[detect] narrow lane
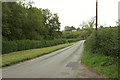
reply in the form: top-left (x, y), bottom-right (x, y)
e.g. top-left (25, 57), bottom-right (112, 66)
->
top-left (3, 40), bottom-right (103, 78)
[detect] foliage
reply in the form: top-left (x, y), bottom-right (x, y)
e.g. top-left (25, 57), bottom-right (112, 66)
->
top-left (117, 21), bottom-right (120, 56)
top-left (64, 26), bottom-right (76, 31)
top-left (86, 27), bottom-right (118, 58)
top-left (2, 39), bottom-right (67, 54)
top-left (80, 17), bottom-right (96, 29)
top-left (62, 29), bottom-right (92, 39)
top-left (67, 38), bottom-right (82, 43)
top-left (62, 17), bottom-right (96, 40)
top-left (79, 17), bottom-right (95, 36)
top-left (2, 2), bottom-right (61, 40)
top-left (2, 38), bottom-right (81, 54)
top-left (62, 31), bottom-right (81, 39)
top-left (81, 44), bottom-right (118, 78)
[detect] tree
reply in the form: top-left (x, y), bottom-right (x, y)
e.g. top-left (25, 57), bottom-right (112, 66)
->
top-left (42, 9), bottom-right (61, 39)
top-left (77, 27), bottom-right (81, 31)
top-left (2, 2), bottom-right (26, 40)
top-left (79, 17), bottom-right (96, 36)
top-left (2, 1), bottom-right (62, 40)
top-left (80, 17), bottom-right (96, 29)
top-left (64, 26), bottom-right (76, 31)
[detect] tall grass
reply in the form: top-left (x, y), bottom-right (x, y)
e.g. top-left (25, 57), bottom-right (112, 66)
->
top-left (82, 43), bottom-right (118, 78)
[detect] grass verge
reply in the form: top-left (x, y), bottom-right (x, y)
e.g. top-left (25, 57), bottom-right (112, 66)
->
top-left (2, 42), bottom-right (74, 67)
top-left (81, 43), bottom-right (118, 79)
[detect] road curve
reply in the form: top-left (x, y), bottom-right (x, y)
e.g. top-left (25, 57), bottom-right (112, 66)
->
top-left (3, 40), bottom-right (103, 78)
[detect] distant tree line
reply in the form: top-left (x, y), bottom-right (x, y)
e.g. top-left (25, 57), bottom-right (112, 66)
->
top-left (62, 17), bottom-right (96, 39)
top-left (64, 26), bottom-right (76, 31)
top-left (2, 1), bottom-right (61, 41)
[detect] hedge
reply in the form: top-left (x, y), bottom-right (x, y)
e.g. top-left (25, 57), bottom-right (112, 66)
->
top-left (2, 39), bottom-right (81, 54)
top-left (2, 39), bottom-right (67, 54)
top-left (67, 38), bottom-right (82, 43)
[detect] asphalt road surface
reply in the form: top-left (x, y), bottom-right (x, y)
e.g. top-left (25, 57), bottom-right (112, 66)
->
top-left (3, 40), bottom-right (104, 78)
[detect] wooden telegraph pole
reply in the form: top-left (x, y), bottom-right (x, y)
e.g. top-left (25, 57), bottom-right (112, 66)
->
top-left (95, 0), bottom-right (98, 50)
top-left (96, 0), bottom-right (98, 30)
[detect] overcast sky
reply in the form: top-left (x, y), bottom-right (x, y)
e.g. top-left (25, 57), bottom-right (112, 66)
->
top-left (32, 0), bottom-right (120, 30)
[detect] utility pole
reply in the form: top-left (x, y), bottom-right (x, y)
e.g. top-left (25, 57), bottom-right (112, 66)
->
top-left (96, 0), bottom-right (98, 30)
top-left (95, 0), bottom-right (98, 50)
top-left (118, 1), bottom-right (120, 21)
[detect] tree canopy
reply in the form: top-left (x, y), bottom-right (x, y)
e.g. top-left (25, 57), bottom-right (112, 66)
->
top-left (2, 2), bottom-right (61, 40)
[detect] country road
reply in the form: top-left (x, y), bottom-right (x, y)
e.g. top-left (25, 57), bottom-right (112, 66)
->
top-left (3, 40), bottom-right (104, 78)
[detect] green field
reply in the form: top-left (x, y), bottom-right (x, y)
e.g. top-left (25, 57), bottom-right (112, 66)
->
top-left (2, 42), bottom-right (74, 67)
top-left (81, 44), bottom-right (118, 78)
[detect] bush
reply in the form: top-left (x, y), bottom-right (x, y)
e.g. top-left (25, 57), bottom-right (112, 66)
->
top-left (67, 38), bottom-right (82, 43)
top-left (2, 38), bottom-right (82, 54)
top-left (86, 27), bottom-right (118, 57)
top-left (2, 41), bottom-right (18, 53)
top-left (62, 31), bottom-right (82, 39)
top-left (2, 39), bottom-right (67, 54)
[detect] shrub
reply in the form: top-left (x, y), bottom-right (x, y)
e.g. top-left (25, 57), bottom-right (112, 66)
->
top-left (86, 27), bottom-right (118, 57)
top-left (2, 41), bottom-right (18, 53)
top-left (2, 39), bottom-right (67, 54)
top-left (67, 38), bottom-right (82, 43)
top-left (2, 38), bottom-right (82, 54)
